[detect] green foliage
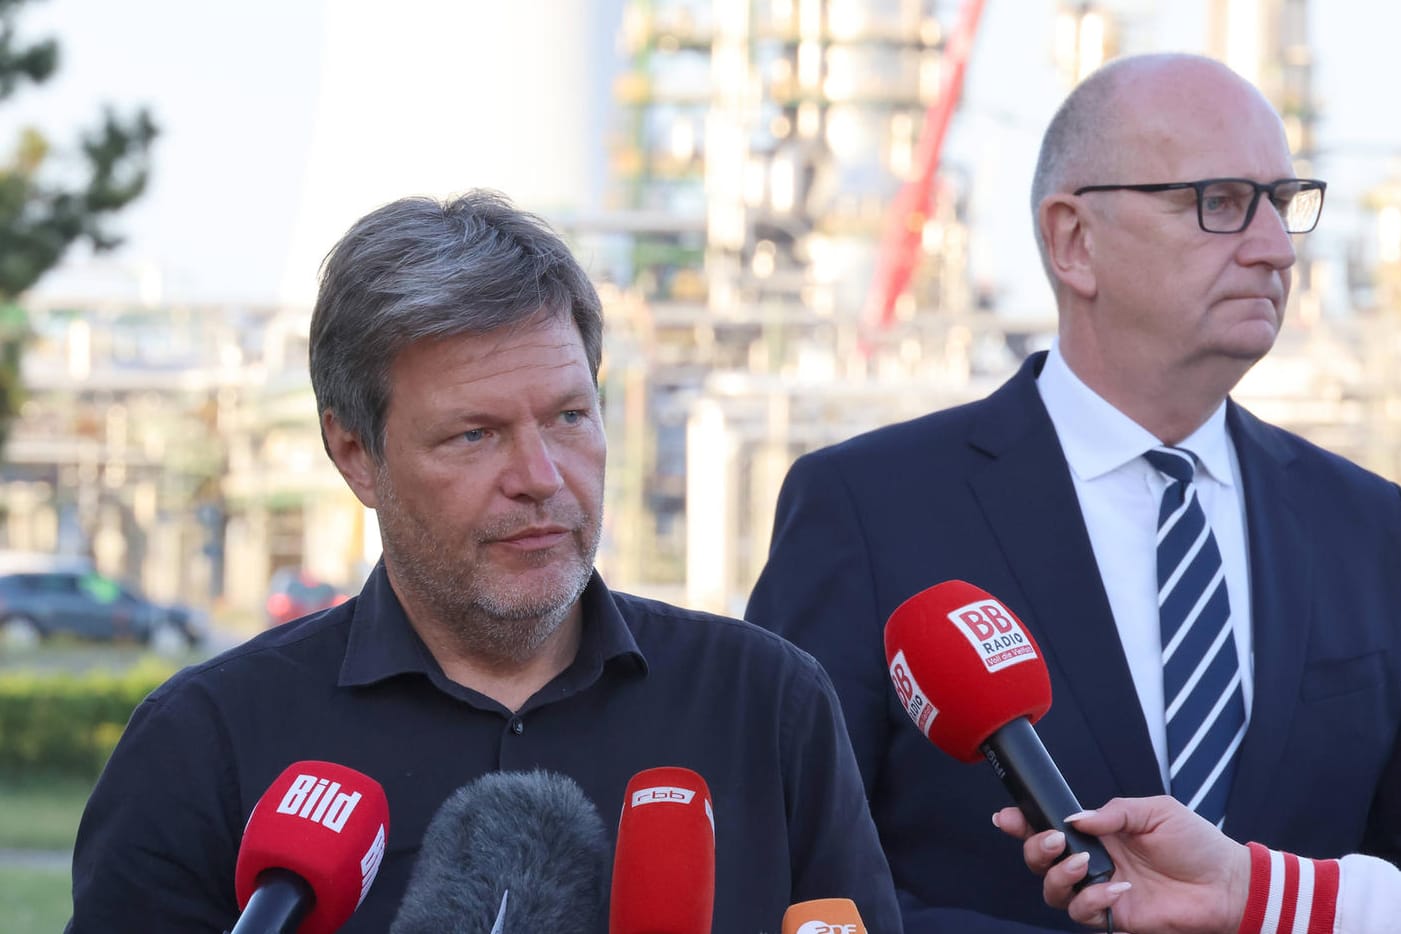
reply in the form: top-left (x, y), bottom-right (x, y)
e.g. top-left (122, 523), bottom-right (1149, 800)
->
top-left (0, 1), bottom-right (57, 102)
top-left (0, 106), bottom-right (159, 296)
top-left (0, 661), bottom-right (174, 779)
top-left (0, 301), bottom-right (23, 442)
top-left (0, 0), bottom-right (158, 448)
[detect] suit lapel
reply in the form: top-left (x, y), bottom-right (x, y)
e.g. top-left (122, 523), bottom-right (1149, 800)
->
top-left (1221, 403), bottom-right (1311, 840)
top-left (966, 356), bottom-right (1164, 800)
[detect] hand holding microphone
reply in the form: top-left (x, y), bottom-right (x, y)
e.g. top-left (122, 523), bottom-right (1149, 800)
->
top-left (884, 580), bottom-right (1115, 890)
top-left (232, 760), bottom-right (390, 934)
top-left (994, 796), bottom-right (1254, 934)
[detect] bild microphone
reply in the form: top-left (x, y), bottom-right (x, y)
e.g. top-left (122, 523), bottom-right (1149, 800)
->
top-left (781, 897), bottom-right (867, 934)
top-left (609, 766), bottom-right (715, 934)
top-left (884, 580), bottom-right (1114, 888)
top-left (389, 769), bottom-right (608, 934)
top-left (231, 760), bottom-right (389, 934)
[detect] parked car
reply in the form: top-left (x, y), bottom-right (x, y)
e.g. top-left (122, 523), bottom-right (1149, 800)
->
top-left (265, 568), bottom-right (349, 628)
top-left (0, 569), bottom-right (207, 651)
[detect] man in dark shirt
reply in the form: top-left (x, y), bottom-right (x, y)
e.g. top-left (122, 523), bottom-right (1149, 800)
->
top-left (67, 190), bottom-right (899, 932)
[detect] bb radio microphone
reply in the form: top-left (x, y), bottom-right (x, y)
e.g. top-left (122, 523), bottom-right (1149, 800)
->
top-left (609, 766), bottom-right (715, 934)
top-left (389, 769), bottom-right (608, 934)
top-left (231, 760), bottom-right (389, 934)
top-left (781, 897), bottom-right (867, 934)
top-left (884, 580), bottom-right (1114, 889)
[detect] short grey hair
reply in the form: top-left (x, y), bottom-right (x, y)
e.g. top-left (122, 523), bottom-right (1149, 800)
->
top-left (1030, 53), bottom-right (1229, 279)
top-left (1028, 59), bottom-right (1131, 278)
top-left (309, 190), bottom-right (604, 463)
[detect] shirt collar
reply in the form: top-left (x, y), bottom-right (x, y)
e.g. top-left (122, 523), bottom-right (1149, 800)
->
top-left (570, 573), bottom-right (649, 681)
top-left (1171, 411), bottom-right (1234, 488)
top-left (340, 561), bottom-right (646, 691)
top-left (1036, 340), bottom-right (1233, 486)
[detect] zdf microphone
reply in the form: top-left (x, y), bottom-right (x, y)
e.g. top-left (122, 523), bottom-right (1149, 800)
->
top-left (884, 580), bottom-right (1114, 888)
top-left (781, 897), bottom-right (867, 934)
top-left (609, 766), bottom-right (715, 934)
top-left (232, 760), bottom-right (389, 934)
top-left (389, 769), bottom-right (608, 934)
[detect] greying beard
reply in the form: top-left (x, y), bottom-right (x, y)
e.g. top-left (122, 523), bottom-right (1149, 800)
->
top-left (448, 546), bottom-right (595, 666)
top-left (375, 468), bottom-right (601, 667)
top-left (463, 581), bottom-right (584, 665)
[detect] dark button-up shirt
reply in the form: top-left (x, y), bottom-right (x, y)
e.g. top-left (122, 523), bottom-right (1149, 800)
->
top-left (68, 565), bottom-right (900, 932)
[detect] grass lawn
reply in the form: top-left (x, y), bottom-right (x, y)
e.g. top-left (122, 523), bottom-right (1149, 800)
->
top-left (0, 774), bottom-right (89, 932)
top-left (0, 774), bottom-right (93, 850)
top-left (0, 866), bottom-right (71, 934)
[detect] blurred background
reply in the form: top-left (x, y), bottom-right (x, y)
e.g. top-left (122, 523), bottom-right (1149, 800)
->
top-left (0, 0), bottom-right (1398, 638)
top-left (1, 1), bottom-right (1400, 928)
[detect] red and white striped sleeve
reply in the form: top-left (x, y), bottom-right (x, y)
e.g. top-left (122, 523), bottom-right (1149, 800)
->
top-left (1236, 843), bottom-right (1401, 934)
top-left (1237, 842), bottom-right (1340, 934)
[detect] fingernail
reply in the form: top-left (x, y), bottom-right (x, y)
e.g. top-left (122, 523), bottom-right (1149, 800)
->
top-left (1065, 809), bottom-right (1096, 821)
top-left (1066, 851), bottom-right (1090, 869)
top-left (1040, 830), bottom-right (1066, 852)
top-left (1107, 881), bottom-right (1132, 896)
top-left (991, 812), bottom-right (1001, 828)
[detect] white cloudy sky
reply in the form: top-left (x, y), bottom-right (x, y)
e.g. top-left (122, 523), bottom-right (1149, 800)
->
top-left (2, 0), bottom-right (1397, 315)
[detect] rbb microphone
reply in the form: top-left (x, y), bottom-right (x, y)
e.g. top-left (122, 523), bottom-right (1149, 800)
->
top-left (781, 897), bottom-right (867, 934)
top-left (609, 766), bottom-right (715, 934)
top-left (232, 760), bottom-right (389, 934)
top-left (389, 769), bottom-right (608, 934)
top-left (884, 580), bottom-right (1114, 888)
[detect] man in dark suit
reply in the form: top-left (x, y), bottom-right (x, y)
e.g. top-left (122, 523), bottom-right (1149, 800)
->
top-left (746, 52), bottom-right (1401, 932)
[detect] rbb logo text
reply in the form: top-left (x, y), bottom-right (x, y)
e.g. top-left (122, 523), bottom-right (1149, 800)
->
top-left (795, 923), bottom-right (860, 934)
top-left (631, 785), bottom-right (696, 808)
top-left (275, 773), bottom-right (363, 833)
top-left (947, 599), bottom-right (1037, 673)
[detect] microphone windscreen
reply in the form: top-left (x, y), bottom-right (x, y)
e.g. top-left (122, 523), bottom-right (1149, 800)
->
top-left (883, 579), bottom-right (1052, 762)
top-left (234, 760), bottom-right (390, 934)
top-left (781, 897), bottom-right (868, 934)
top-left (609, 766), bottom-right (715, 934)
top-left (390, 769), bottom-right (608, 934)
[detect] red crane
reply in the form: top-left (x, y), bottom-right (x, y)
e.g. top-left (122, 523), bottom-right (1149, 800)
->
top-left (861, 0), bottom-right (987, 341)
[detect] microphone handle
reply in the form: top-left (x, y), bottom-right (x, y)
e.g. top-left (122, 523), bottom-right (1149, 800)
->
top-left (230, 868), bottom-right (315, 934)
top-left (981, 718), bottom-right (1116, 889)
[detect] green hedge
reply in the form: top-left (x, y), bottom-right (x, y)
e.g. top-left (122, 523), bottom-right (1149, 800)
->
top-left (0, 662), bottom-right (175, 779)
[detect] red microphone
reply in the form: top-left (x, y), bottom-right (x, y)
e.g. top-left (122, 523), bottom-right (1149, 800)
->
top-left (609, 766), bottom-right (715, 934)
top-left (233, 760), bottom-right (390, 934)
top-left (884, 580), bottom-right (1113, 887)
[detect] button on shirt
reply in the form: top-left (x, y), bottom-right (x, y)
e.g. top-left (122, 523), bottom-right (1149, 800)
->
top-left (1036, 341), bottom-right (1254, 790)
top-left (67, 564), bottom-right (899, 933)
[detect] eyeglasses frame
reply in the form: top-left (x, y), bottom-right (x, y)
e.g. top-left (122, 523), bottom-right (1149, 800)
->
top-left (1071, 177), bottom-right (1328, 234)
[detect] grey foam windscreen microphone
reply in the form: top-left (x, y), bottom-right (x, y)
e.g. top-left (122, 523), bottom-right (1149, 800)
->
top-left (389, 769), bottom-right (608, 934)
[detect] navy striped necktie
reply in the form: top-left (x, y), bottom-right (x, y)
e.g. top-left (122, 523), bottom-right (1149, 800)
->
top-left (1144, 446), bottom-right (1247, 828)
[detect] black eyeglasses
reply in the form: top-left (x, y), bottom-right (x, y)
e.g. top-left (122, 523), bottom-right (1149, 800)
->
top-left (1072, 177), bottom-right (1327, 234)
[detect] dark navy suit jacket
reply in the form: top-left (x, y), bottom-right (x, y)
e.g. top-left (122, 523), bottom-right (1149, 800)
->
top-left (747, 352), bottom-right (1401, 932)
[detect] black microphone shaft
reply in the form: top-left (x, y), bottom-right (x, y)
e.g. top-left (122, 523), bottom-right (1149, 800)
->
top-left (981, 717), bottom-right (1116, 888)
top-left (230, 868), bottom-right (315, 934)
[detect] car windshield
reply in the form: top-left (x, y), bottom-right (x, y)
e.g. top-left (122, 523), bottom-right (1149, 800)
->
top-left (77, 574), bottom-right (124, 604)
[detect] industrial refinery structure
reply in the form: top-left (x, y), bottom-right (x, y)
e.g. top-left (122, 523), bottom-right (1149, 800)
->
top-left (3, 0), bottom-right (1400, 622)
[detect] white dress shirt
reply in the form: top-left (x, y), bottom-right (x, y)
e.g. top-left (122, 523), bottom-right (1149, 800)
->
top-left (1035, 341), bottom-right (1254, 791)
